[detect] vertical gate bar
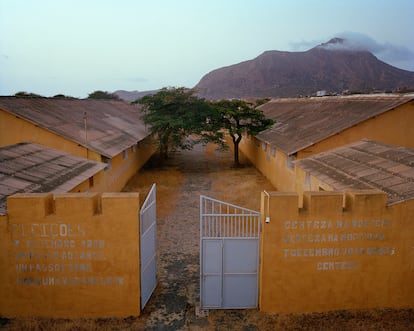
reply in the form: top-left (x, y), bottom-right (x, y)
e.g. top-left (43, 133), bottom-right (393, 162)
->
top-left (240, 214), bottom-right (246, 237)
top-left (199, 196), bottom-right (203, 307)
top-left (207, 215), bottom-right (210, 238)
top-left (225, 215), bottom-right (228, 237)
top-left (238, 215), bottom-right (240, 237)
top-left (248, 215), bottom-right (251, 237)
top-left (219, 214), bottom-right (222, 238)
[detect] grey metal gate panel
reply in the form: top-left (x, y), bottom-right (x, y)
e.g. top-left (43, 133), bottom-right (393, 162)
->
top-left (140, 183), bottom-right (157, 309)
top-left (200, 195), bottom-right (260, 309)
top-left (222, 238), bottom-right (259, 308)
top-left (201, 239), bottom-right (222, 308)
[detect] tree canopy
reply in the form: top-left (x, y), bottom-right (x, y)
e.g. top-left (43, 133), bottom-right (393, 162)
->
top-left (14, 91), bottom-right (44, 98)
top-left (87, 90), bottom-right (120, 100)
top-left (136, 87), bottom-right (222, 158)
top-left (136, 87), bottom-right (273, 164)
top-left (211, 99), bottom-right (274, 165)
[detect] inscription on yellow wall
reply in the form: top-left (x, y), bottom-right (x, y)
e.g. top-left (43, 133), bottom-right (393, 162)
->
top-left (12, 223), bottom-right (124, 287)
top-left (281, 219), bottom-right (395, 271)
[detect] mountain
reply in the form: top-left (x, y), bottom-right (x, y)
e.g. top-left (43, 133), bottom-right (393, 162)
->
top-left (113, 89), bottom-right (159, 102)
top-left (194, 38), bottom-right (414, 99)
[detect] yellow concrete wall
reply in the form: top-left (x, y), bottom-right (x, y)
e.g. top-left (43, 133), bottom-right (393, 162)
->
top-left (298, 101), bottom-right (414, 158)
top-left (0, 192), bottom-right (141, 318)
top-left (102, 137), bottom-right (155, 192)
top-left (0, 110), bottom-right (89, 158)
top-left (259, 190), bottom-right (414, 313)
top-left (239, 135), bottom-right (297, 192)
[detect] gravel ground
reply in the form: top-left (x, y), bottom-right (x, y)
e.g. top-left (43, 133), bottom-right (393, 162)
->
top-left (123, 143), bottom-right (275, 330)
top-left (2, 144), bottom-right (413, 330)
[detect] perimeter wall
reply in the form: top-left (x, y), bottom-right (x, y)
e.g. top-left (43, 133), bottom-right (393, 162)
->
top-left (259, 190), bottom-right (414, 313)
top-left (0, 192), bottom-right (141, 318)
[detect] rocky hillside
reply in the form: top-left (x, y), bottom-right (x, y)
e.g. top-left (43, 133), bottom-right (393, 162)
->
top-left (113, 89), bottom-right (159, 102)
top-left (194, 38), bottom-right (414, 99)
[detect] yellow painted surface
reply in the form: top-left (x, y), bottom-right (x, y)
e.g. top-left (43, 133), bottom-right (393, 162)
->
top-left (298, 101), bottom-right (414, 158)
top-left (0, 109), bottom-right (155, 192)
top-left (102, 137), bottom-right (155, 192)
top-left (259, 190), bottom-right (414, 313)
top-left (0, 110), bottom-right (89, 158)
top-left (0, 193), bottom-right (141, 318)
top-left (239, 135), bottom-right (296, 192)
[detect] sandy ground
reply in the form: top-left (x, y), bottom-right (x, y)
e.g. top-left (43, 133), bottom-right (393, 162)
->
top-left (2, 144), bottom-right (413, 330)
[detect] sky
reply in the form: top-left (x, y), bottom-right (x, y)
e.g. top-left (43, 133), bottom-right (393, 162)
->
top-left (1, 0), bottom-right (413, 98)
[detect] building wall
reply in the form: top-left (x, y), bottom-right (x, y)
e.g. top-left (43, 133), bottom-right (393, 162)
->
top-left (0, 192), bottom-right (141, 318)
top-left (101, 136), bottom-right (155, 192)
top-left (239, 135), bottom-right (297, 192)
top-left (0, 109), bottom-right (155, 192)
top-left (239, 102), bottom-right (414, 192)
top-left (297, 101), bottom-right (414, 158)
top-left (259, 190), bottom-right (414, 313)
top-left (0, 110), bottom-right (89, 158)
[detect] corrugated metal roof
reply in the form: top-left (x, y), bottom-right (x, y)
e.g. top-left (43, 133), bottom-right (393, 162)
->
top-left (295, 140), bottom-right (414, 205)
top-left (257, 95), bottom-right (413, 156)
top-left (0, 142), bottom-right (106, 215)
top-left (0, 97), bottom-right (149, 158)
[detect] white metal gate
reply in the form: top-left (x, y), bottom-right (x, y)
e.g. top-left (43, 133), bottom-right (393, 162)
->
top-left (200, 195), bottom-right (260, 309)
top-left (140, 183), bottom-right (157, 309)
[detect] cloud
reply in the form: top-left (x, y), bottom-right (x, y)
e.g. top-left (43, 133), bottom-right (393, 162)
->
top-left (335, 32), bottom-right (414, 71)
top-left (289, 39), bottom-right (323, 52)
top-left (290, 32), bottom-right (414, 71)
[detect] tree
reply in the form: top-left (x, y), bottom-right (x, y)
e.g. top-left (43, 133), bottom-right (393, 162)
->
top-left (136, 87), bottom-right (222, 158)
top-left (212, 99), bottom-right (273, 166)
top-left (14, 91), bottom-right (43, 97)
top-left (53, 94), bottom-right (77, 99)
top-left (87, 90), bottom-right (120, 100)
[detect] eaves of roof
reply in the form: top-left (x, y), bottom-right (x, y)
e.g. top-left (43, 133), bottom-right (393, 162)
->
top-left (0, 142), bottom-right (106, 215)
top-left (256, 95), bottom-right (414, 156)
top-left (295, 139), bottom-right (414, 205)
top-left (0, 97), bottom-right (150, 158)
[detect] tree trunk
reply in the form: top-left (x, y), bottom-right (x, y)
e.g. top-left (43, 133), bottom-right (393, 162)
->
top-left (160, 132), bottom-right (170, 159)
top-left (232, 134), bottom-right (242, 166)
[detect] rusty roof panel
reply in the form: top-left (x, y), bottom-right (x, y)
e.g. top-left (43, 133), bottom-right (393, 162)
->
top-left (295, 140), bottom-right (414, 205)
top-left (257, 95), bottom-right (413, 155)
top-left (0, 142), bottom-right (106, 215)
top-left (0, 97), bottom-right (150, 158)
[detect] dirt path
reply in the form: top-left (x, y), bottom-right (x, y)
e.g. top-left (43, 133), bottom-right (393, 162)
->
top-left (123, 144), bottom-right (275, 330)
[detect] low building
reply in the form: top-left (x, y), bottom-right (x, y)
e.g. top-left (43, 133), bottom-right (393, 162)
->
top-left (239, 94), bottom-right (414, 192)
top-left (0, 142), bottom-right (106, 215)
top-left (0, 97), bottom-right (155, 191)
